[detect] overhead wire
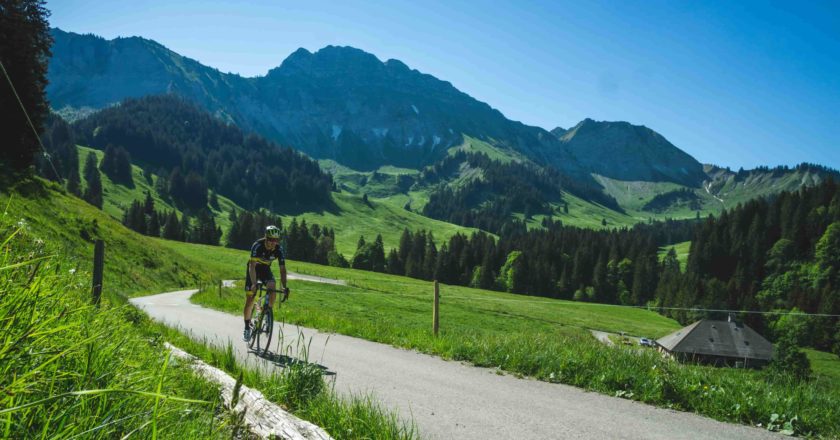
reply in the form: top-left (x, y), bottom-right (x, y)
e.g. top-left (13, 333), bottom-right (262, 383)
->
top-left (0, 59), bottom-right (62, 180)
top-left (249, 276), bottom-right (840, 318)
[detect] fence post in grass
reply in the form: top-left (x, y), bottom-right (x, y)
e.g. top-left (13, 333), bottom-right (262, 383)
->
top-left (219, 279), bottom-right (222, 298)
top-left (91, 239), bottom-right (104, 306)
top-left (433, 280), bottom-right (440, 336)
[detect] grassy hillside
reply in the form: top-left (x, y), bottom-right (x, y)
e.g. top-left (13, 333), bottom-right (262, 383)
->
top-left (76, 145), bottom-right (242, 240)
top-left (2, 176), bottom-right (416, 439)
top-left (659, 241), bottom-right (691, 271)
top-left (446, 135), bottom-right (530, 164)
top-left (277, 191), bottom-right (484, 256)
top-left (3, 176), bottom-right (225, 297)
top-left (83, 145), bottom-right (480, 257)
top-left (1, 203), bottom-right (233, 438)
top-left (704, 165), bottom-right (834, 209)
top-left (596, 166), bottom-right (839, 223)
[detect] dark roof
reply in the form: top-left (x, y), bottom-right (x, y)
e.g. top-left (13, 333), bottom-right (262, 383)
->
top-left (656, 320), bottom-right (774, 361)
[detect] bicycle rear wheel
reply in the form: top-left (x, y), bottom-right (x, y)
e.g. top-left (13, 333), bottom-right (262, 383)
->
top-left (255, 306), bottom-right (273, 354)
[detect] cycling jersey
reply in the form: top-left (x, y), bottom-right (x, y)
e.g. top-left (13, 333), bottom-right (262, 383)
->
top-left (249, 238), bottom-right (285, 266)
top-left (245, 238), bottom-right (285, 292)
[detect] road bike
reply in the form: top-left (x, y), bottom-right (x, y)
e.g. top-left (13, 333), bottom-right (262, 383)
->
top-left (248, 282), bottom-right (288, 354)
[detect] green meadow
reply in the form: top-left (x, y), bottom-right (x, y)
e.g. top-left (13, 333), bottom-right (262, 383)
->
top-left (178, 241), bottom-right (840, 437)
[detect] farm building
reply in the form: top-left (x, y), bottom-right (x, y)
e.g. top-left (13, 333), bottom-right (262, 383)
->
top-left (655, 317), bottom-right (774, 367)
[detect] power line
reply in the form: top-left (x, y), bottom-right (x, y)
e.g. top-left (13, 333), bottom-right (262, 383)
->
top-left (0, 59), bottom-right (61, 180)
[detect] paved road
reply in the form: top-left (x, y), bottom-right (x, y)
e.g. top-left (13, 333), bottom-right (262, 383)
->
top-left (131, 290), bottom-right (783, 440)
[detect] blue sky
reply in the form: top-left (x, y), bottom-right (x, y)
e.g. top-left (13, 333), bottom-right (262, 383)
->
top-left (49, 0), bottom-right (839, 170)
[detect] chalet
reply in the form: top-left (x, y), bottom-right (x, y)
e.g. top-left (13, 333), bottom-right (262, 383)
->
top-left (655, 316), bottom-right (774, 368)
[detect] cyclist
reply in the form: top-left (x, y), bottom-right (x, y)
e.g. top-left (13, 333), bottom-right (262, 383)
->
top-left (243, 225), bottom-right (289, 341)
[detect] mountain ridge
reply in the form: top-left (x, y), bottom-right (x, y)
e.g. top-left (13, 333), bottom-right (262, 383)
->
top-left (48, 28), bottom-right (701, 186)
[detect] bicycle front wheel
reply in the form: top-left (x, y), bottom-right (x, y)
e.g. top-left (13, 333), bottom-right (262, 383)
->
top-left (248, 311), bottom-right (261, 350)
top-left (255, 306), bottom-right (273, 354)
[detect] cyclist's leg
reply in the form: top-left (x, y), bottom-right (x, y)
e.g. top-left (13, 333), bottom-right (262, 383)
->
top-left (261, 265), bottom-right (277, 308)
top-left (244, 265), bottom-right (257, 321)
top-left (266, 279), bottom-right (277, 308)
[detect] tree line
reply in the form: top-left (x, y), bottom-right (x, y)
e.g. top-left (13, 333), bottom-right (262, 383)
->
top-left (225, 209), bottom-right (347, 267)
top-left (122, 191), bottom-right (222, 245)
top-left (69, 94), bottom-right (334, 212)
top-left (659, 179), bottom-right (840, 353)
top-left (421, 152), bottom-right (622, 234)
top-left (351, 218), bottom-right (696, 302)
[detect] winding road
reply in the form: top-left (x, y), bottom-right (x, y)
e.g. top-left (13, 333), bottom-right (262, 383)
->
top-left (130, 288), bottom-right (782, 440)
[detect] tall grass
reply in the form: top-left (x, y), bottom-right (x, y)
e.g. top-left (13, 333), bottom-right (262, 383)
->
top-left (0, 217), bottom-right (233, 438)
top-left (153, 323), bottom-right (418, 440)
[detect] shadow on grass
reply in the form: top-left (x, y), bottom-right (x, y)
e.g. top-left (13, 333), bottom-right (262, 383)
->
top-left (281, 196), bottom-right (342, 217)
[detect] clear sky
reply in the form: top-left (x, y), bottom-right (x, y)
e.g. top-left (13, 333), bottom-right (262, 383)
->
top-left (49, 0), bottom-right (839, 170)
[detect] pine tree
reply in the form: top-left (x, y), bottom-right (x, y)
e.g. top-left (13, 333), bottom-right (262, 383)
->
top-left (209, 190), bottom-right (219, 209)
top-left (371, 234), bottom-right (386, 272)
top-left (181, 215), bottom-right (192, 242)
top-left (386, 248), bottom-right (403, 274)
top-left (115, 146), bottom-right (133, 185)
top-left (147, 212), bottom-right (161, 237)
top-left (82, 153), bottom-right (103, 208)
top-left (0, 0), bottom-right (52, 171)
top-left (66, 166), bottom-right (81, 196)
top-left (162, 211), bottom-right (182, 241)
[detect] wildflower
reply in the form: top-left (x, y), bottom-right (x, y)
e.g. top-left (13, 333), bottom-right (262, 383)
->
top-left (69, 268), bottom-right (77, 275)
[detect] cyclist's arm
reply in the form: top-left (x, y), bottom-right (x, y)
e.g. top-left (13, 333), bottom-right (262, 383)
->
top-left (279, 264), bottom-right (288, 290)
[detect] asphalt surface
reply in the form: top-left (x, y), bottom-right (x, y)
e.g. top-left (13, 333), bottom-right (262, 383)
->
top-left (130, 289), bottom-right (784, 440)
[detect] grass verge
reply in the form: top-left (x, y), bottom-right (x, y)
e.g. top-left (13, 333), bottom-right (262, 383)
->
top-left (188, 258), bottom-right (840, 437)
top-left (0, 206), bottom-right (234, 438)
top-left (150, 322), bottom-right (418, 440)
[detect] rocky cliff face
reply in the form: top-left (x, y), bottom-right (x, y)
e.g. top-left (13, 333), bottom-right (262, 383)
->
top-left (555, 119), bottom-right (707, 186)
top-left (47, 28), bottom-right (252, 122)
top-left (48, 30), bottom-right (567, 170)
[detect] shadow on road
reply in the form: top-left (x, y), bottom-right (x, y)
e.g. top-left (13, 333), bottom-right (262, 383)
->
top-left (249, 349), bottom-right (336, 377)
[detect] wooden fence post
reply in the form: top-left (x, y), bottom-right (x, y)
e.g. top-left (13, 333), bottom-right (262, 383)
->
top-left (433, 280), bottom-right (439, 336)
top-left (219, 279), bottom-right (222, 298)
top-left (91, 239), bottom-right (104, 306)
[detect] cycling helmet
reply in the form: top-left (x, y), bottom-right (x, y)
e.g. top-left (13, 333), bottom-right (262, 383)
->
top-left (265, 225), bottom-right (281, 239)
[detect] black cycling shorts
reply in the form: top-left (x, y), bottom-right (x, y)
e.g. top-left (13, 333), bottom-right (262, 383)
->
top-left (245, 264), bottom-right (275, 292)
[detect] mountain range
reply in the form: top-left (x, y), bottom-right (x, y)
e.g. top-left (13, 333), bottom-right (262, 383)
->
top-left (48, 28), bottom-right (702, 182)
top-left (46, 28), bottom-right (837, 225)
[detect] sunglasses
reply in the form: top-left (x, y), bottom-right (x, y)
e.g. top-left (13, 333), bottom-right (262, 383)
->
top-left (267, 238), bottom-right (279, 243)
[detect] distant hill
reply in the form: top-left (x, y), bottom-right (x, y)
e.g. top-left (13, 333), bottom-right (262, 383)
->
top-left (554, 119), bottom-right (706, 186)
top-left (702, 163), bottom-right (840, 208)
